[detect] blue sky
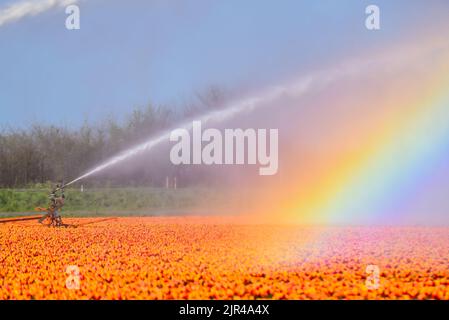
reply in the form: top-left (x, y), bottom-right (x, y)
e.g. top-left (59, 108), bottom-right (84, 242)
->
top-left (0, 0), bottom-right (447, 127)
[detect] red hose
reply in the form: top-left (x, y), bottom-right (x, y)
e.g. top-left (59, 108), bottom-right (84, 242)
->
top-left (0, 215), bottom-right (41, 224)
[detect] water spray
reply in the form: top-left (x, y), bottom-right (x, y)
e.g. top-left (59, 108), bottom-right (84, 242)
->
top-left (64, 56), bottom-right (379, 187)
top-left (63, 76), bottom-right (314, 187)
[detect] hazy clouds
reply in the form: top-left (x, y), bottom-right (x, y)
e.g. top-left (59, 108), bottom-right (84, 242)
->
top-left (0, 0), bottom-right (78, 27)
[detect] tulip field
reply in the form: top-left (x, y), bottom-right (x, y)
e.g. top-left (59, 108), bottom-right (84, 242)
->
top-left (0, 217), bottom-right (448, 299)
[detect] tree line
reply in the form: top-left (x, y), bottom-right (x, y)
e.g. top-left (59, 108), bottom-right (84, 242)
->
top-left (0, 88), bottom-right (225, 188)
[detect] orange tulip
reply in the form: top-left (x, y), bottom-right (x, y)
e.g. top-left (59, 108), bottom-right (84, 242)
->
top-left (0, 218), bottom-right (448, 299)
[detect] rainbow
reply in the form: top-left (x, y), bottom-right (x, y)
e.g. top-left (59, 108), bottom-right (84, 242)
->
top-left (282, 55), bottom-right (449, 225)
